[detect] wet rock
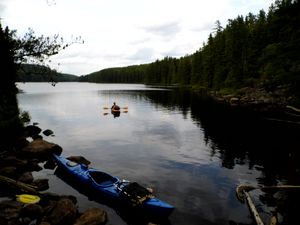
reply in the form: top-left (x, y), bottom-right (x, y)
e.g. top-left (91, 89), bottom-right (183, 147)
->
top-left (39, 222), bottom-right (51, 225)
top-left (43, 129), bottom-right (54, 136)
top-left (26, 159), bottom-right (43, 171)
top-left (7, 218), bottom-right (24, 225)
top-left (230, 97), bottom-right (240, 105)
top-left (20, 203), bottom-right (43, 219)
top-left (43, 197), bottom-right (78, 225)
top-left (0, 167), bottom-right (17, 178)
top-left (0, 200), bottom-right (22, 220)
top-left (44, 159), bottom-right (56, 170)
top-left (18, 172), bottom-right (34, 184)
top-left (39, 193), bottom-right (77, 207)
top-left (24, 125), bottom-right (42, 138)
top-left (31, 179), bottom-right (49, 191)
top-left (14, 137), bottom-right (29, 151)
top-left (21, 139), bottom-right (62, 159)
top-left (67, 156), bottom-right (91, 165)
top-left (74, 208), bottom-right (108, 225)
top-left (0, 156), bottom-right (28, 169)
top-left (32, 134), bottom-right (43, 140)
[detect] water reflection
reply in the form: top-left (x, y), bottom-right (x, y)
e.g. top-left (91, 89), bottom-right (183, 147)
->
top-left (140, 88), bottom-right (300, 225)
top-left (111, 110), bottom-right (121, 118)
top-left (17, 83), bottom-right (300, 225)
top-left (140, 88), bottom-right (300, 186)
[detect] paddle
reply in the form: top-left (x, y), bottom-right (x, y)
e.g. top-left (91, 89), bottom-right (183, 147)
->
top-left (103, 106), bottom-right (129, 113)
top-left (103, 106), bottom-right (128, 110)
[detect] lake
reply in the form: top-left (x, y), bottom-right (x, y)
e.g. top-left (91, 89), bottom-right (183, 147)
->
top-left (17, 82), bottom-right (300, 225)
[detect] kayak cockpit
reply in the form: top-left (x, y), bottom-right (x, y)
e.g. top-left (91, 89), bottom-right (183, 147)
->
top-left (89, 170), bottom-right (119, 186)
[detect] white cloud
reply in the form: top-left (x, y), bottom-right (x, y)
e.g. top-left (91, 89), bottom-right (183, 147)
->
top-left (128, 48), bottom-right (155, 61)
top-left (141, 21), bottom-right (182, 39)
top-left (1, 0), bottom-right (274, 75)
top-left (0, 1), bottom-right (6, 15)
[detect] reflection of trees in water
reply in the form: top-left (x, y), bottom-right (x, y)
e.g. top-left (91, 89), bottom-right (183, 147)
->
top-left (139, 88), bottom-right (300, 186)
top-left (195, 101), bottom-right (300, 186)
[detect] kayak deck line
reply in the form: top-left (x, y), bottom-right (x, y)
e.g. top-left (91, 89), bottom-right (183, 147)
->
top-left (53, 154), bottom-right (175, 217)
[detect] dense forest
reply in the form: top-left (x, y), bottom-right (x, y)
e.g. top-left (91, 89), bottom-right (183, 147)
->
top-left (17, 64), bottom-right (78, 82)
top-left (80, 0), bottom-right (300, 105)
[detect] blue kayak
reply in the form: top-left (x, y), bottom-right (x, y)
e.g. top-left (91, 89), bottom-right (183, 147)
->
top-left (53, 154), bottom-right (174, 217)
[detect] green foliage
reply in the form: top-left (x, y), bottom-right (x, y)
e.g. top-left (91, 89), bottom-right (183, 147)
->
top-left (17, 64), bottom-right (79, 82)
top-left (19, 110), bottom-right (31, 125)
top-left (11, 28), bottom-right (75, 66)
top-left (84, 64), bottom-right (147, 84)
top-left (0, 22), bottom-right (73, 150)
top-left (0, 23), bottom-right (20, 139)
top-left (82, 0), bottom-right (300, 104)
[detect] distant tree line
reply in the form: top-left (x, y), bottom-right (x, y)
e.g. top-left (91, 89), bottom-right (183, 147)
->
top-left (17, 64), bottom-right (79, 82)
top-left (80, 65), bottom-right (147, 83)
top-left (81, 0), bottom-right (300, 98)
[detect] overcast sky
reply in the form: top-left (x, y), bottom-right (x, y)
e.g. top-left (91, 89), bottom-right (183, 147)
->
top-left (1, 0), bottom-right (273, 75)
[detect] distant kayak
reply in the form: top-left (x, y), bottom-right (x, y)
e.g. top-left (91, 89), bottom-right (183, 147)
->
top-left (111, 108), bottom-right (120, 113)
top-left (53, 154), bottom-right (174, 217)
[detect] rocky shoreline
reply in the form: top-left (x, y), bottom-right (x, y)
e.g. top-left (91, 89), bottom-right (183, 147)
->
top-left (207, 86), bottom-right (300, 124)
top-left (0, 125), bottom-right (108, 225)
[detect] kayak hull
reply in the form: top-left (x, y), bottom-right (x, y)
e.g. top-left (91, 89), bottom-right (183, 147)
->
top-left (53, 154), bottom-right (174, 217)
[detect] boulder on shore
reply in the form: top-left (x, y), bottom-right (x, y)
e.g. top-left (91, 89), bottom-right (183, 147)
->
top-left (74, 208), bottom-right (108, 225)
top-left (43, 129), bottom-right (54, 136)
top-left (24, 125), bottom-right (42, 138)
top-left (0, 200), bottom-right (23, 221)
top-left (43, 197), bottom-right (78, 225)
top-left (17, 171), bottom-right (34, 184)
top-left (21, 139), bottom-right (62, 160)
top-left (67, 156), bottom-right (91, 165)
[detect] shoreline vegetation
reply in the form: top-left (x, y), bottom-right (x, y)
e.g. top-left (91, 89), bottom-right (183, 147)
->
top-left (17, 1), bottom-right (300, 112)
top-left (0, 125), bottom-right (109, 225)
top-left (1, 1), bottom-right (300, 224)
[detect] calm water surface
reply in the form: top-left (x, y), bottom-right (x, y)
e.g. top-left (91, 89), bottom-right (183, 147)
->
top-left (17, 82), bottom-right (300, 225)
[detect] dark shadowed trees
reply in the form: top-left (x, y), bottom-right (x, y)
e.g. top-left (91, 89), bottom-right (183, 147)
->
top-left (82, 0), bottom-right (300, 105)
top-left (0, 22), bottom-right (70, 150)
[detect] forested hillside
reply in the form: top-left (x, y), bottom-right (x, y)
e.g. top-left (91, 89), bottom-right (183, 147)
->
top-left (81, 0), bottom-right (300, 105)
top-left (17, 64), bottom-right (79, 82)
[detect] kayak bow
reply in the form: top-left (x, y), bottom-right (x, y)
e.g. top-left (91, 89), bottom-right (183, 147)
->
top-left (53, 154), bottom-right (174, 217)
